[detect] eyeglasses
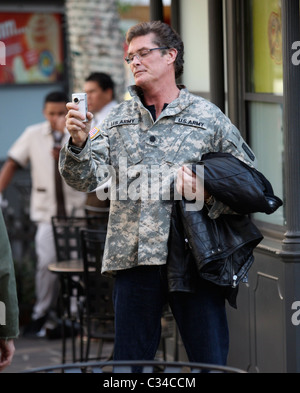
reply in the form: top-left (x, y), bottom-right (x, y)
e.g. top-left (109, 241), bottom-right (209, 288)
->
top-left (125, 47), bottom-right (169, 65)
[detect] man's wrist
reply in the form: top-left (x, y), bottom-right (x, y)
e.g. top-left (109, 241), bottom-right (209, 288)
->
top-left (70, 144), bottom-right (83, 154)
top-left (69, 138), bottom-right (87, 154)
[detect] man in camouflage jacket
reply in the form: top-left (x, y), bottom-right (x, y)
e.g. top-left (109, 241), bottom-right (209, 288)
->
top-left (0, 209), bottom-right (19, 371)
top-left (60, 21), bottom-right (256, 366)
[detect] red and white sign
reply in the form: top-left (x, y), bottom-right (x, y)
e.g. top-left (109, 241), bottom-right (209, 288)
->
top-left (0, 13), bottom-right (64, 84)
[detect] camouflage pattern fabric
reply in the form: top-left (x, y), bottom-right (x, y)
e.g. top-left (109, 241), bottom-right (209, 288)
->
top-left (59, 86), bottom-right (256, 275)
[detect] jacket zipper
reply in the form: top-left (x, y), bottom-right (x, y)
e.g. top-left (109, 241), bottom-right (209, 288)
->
top-left (185, 230), bottom-right (240, 289)
top-left (232, 274), bottom-right (238, 288)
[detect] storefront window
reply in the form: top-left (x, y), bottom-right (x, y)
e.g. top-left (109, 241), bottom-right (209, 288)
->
top-left (246, 0), bottom-right (283, 94)
top-left (180, 0), bottom-right (210, 94)
top-left (248, 102), bottom-right (284, 226)
top-left (244, 0), bottom-right (284, 227)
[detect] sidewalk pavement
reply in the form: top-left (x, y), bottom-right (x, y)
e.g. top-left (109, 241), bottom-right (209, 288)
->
top-left (2, 335), bottom-right (113, 373)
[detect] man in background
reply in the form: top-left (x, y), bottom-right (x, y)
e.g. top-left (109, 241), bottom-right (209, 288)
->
top-left (84, 72), bottom-right (117, 129)
top-left (0, 91), bottom-right (86, 337)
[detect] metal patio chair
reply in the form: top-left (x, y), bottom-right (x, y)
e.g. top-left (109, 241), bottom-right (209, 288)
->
top-left (80, 228), bottom-right (115, 362)
top-left (21, 360), bottom-right (247, 373)
top-left (49, 216), bottom-right (107, 362)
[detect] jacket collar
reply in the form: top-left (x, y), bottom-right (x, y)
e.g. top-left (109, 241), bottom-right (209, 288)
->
top-left (127, 85), bottom-right (194, 118)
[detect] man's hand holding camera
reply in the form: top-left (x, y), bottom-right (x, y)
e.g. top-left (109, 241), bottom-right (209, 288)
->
top-left (65, 102), bottom-right (93, 148)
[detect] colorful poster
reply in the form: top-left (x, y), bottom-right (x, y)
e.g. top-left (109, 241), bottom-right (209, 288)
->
top-left (252, 0), bottom-right (283, 94)
top-left (0, 13), bottom-right (64, 84)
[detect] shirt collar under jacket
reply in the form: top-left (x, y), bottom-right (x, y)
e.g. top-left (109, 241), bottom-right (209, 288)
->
top-left (127, 85), bottom-right (193, 115)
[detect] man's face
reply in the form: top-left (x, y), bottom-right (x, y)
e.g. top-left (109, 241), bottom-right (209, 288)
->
top-left (84, 80), bottom-right (113, 114)
top-left (43, 102), bottom-right (67, 130)
top-left (127, 33), bottom-right (170, 89)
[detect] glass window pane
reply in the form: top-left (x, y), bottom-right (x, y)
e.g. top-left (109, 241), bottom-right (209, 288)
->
top-left (248, 102), bottom-right (284, 225)
top-left (180, 0), bottom-right (210, 93)
top-left (246, 0), bottom-right (283, 94)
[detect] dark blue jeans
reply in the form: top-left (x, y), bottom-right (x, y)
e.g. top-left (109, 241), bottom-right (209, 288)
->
top-left (113, 265), bottom-right (229, 365)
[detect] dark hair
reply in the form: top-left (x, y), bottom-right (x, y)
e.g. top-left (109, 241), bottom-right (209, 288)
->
top-left (44, 91), bottom-right (69, 106)
top-left (85, 72), bottom-right (115, 99)
top-left (126, 21), bottom-right (184, 80)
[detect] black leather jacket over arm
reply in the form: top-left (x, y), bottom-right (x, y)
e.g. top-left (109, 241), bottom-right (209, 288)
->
top-left (199, 152), bottom-right (282, 215)
top-left (167, 153), bottom-right (283, 308)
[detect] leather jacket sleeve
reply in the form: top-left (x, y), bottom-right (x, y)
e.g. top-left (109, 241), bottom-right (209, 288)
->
top-left (196, 152), bottom-right (283, 215)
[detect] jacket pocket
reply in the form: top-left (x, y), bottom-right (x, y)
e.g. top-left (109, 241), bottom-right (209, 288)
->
top-left (108, 119), bottom-right (143, 165)
top-left (164, 120), bottom-right (213, 165)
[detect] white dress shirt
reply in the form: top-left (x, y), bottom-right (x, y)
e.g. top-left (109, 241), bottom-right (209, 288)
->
top-left (8, 121), bottom-right (86, 223)
top-left (90, 100), bottom-right (118, 129)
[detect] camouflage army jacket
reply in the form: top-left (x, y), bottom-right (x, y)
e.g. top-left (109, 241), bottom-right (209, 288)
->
top-left (0, 209), bottom-right (19, 339)
top-left (59, 86), bottom-right (257, 275)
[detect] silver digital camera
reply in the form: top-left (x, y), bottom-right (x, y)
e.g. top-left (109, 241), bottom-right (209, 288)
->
top-left (72, 93), bottom-right (88, 122)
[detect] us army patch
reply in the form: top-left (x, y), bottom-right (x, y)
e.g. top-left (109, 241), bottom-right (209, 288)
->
top-left (175, 117), bottom-right (207, 129)
top-left (89, 127), bottom-right (101, 140)
top-left (242, 143), bottom-right (255, 162)
top-left (108, 119), bottom-right (139, 128)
